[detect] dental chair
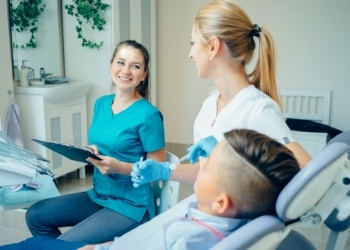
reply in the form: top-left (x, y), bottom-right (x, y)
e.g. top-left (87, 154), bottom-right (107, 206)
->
top-left (279, 130), bottom-right (350, 250)
top-left (321, 130), bottom-right (350, 249)
top-left (212, 140), bottom-right (350, 250)
top-left (327, 130), bottom-right (350, 147)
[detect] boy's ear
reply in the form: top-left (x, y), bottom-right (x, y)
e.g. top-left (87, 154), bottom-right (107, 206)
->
top-left (212, 193), bottom-right (232, 214)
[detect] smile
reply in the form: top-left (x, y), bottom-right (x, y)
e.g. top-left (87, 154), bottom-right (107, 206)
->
top-left (119, 76), bottom-right (132, 81)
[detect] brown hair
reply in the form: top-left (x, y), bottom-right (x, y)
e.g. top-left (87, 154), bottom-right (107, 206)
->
top-left (194, 0), bottom-right (281, 107)
top-left (219, 129), bottom-right (300, 219)
top-left (110, 40), bottom-right (150, 100)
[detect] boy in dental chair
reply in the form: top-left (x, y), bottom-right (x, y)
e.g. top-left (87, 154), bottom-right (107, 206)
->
top-left (164, 129), bottom-right (300, 249)
top-left (0, 129), bottom-right (300, 250)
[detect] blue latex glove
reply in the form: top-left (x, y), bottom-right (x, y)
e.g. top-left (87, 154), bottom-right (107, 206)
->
top-left (131, 159), bottom-right (172, 188)
top-left (187, 136), bottom-right (218, 164)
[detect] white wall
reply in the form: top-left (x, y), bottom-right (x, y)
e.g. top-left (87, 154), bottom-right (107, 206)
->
top-left (62, 0), bottom-right (156, 130)
top-left (157, 1), bottom-right (211, 144)
top-left (1, 0), bottom-right (349, 145)
top-left (157, 0), bottom-right (350, 144)
top-left (62, 0), bottom-right (114, 127)
top-left (238, 0), bottom-right (350, 132)
top-left (0, 0), bottom-right (14, 131)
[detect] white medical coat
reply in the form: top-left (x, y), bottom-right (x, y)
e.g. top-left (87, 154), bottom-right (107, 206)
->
top-left (194, 85), bottom-right (295, 144)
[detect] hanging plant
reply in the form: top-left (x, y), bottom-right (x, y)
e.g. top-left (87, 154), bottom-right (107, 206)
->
top-left (65, 0), bottom-right (110, 50)
top-left (9, 0), bottom-right (46, 49)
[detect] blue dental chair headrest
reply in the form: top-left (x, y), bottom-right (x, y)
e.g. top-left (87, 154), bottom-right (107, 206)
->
top-left (327, 130), bottom-right (350, 162)
top-left (322, 130), bottom-right (350, 232)
top-left (276, 141), bottom-right (350, 222)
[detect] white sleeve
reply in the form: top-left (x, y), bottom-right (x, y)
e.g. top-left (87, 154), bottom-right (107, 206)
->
top-left (249, 100), bottom-right (295, 145)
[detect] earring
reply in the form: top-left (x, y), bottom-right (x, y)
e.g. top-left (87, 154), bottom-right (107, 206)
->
top-left (210, 56), bottom-right (213, 61)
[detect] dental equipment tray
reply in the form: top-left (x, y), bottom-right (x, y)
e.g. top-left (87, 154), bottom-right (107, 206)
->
top-left (32, 139), bottom-right (102, 164)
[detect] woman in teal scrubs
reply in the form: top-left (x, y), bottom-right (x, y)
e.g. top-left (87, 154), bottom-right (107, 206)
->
top-left (24, 40), bottom-right (166, 244)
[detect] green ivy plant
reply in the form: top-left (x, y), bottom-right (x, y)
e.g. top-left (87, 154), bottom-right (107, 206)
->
top-left (65, 0), bottom-right (110, 50)
top-left (9, 0), bottom-right (46, 49)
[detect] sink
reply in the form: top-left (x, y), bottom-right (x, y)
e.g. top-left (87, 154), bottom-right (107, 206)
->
top-left (14, 82), bottom-right (91, 103)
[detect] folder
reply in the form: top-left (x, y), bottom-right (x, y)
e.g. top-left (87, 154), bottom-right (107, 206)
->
top-left (32, 139), bottom-right (102, 164)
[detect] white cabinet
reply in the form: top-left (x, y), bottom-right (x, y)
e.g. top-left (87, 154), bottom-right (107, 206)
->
top-left (14, 83), bottom-right (90, 178)
top-left (292, 131), bottom-right (329, 157)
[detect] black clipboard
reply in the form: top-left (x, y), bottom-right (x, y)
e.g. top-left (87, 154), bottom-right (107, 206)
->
top-left (32, 139), bottom-right (102, 164)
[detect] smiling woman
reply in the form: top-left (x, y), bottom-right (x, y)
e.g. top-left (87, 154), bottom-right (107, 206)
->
top-left (110, 40), bottom-right (151, 101)
top-left (22, 40), bottom-right (166, 244)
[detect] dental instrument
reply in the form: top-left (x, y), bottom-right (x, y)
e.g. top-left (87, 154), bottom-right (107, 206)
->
top-left (136, 157), bottom-right (144, 178)
top-left (178, 155), bottom-right (188, 163)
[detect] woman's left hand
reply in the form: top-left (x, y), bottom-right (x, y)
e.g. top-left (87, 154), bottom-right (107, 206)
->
top-left (187, 135), bottom-right (218, 164)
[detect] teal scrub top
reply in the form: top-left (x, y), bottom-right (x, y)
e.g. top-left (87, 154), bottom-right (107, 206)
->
top-left (87, 95), bottom-right (165, 222)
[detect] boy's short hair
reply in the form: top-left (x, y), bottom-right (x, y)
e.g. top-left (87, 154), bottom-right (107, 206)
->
top-left (219, 129), bottom-right (300, 219)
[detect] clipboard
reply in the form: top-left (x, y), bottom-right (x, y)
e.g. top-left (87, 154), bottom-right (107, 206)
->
top-left (32, 139), bottom-right (102, 164)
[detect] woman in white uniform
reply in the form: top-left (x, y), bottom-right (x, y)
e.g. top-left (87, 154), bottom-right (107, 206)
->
top-left (132, 0), bottom-right (311, 186)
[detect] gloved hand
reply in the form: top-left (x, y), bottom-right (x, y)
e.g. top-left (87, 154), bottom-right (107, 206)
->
top-left (131, 159), bottom-right (172, 188)
top-left (187, 136), bottom-right (218, 164)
